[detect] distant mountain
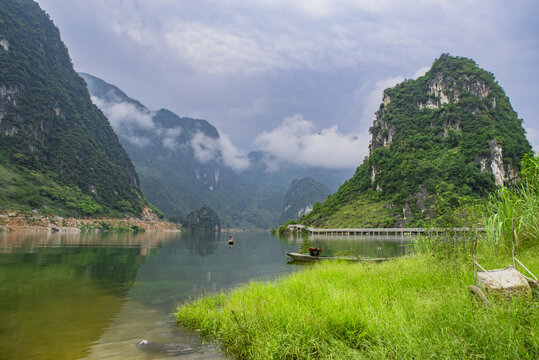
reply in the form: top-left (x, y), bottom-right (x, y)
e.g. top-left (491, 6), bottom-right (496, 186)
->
top-left (303, 54), bottom-right (532, 228)
top-left (81, 73), bottom-right (353, 228)
top-left (0, 0), bottom-right (146, 216)
top-left (182, 205), bottom-right (221, 232)
top-left (280, 177), bottom-right (330, 223)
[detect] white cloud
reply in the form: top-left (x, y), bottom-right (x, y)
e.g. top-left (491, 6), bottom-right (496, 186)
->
top-left (161, 127), bottom-right (182, 151)
top-left (254, 114), bottom-right (367, 169)
top-left (355, 76), bottom-right (404, 129)
top-left (355, 65), bottom-right (429, 129)
top-left (36, 0), bottom-right (539, 158)
top-left (91, 96), bottom-right (155, 130)
top-left (190, 131), bottom-right (250, 171)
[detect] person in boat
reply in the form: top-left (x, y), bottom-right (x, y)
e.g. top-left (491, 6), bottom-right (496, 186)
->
top-left (228, 235), bottom-right (234, 249)
top-left (309, 247), bottom-right (322, 257)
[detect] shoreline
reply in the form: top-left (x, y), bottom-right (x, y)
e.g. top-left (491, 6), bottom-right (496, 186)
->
top-left (0, 210), bottom-right (180, 233)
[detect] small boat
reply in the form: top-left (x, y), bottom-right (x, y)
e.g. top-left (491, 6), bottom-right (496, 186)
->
top-left (286, 252), bottom-right (391, 262)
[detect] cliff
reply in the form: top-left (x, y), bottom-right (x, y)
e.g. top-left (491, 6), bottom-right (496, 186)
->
top-left (302, 54), bottom-right (532, 227)
top-left (81, 73), bottom-right (352, 228)
top-left (280, 177), bottom-right (330, 223)
top-left (0, 0), bottom-right (146, 216)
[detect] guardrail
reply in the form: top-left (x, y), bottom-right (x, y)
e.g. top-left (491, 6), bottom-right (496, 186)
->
top-left (287, 225), bottom-right (483, 236)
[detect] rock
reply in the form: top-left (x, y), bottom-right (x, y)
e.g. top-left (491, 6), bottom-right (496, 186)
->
top-left (135, 339), bottom-right (196, 356)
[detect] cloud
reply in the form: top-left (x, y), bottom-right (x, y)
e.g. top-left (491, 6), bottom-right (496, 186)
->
top-left (36, 0), bottom-right (539, 162)
top-left (160, 127), bottom-right (182, 151)
top-left (354, 65), bottom-right (429, 130)
top-left (91, 96), bottom-right (155, 147)
top-left (91, 96), bottom-right (154, 129)
top-left (254, 114), bottom-right (367, 169)
top-left (190, 131), bottom-right (250, 171)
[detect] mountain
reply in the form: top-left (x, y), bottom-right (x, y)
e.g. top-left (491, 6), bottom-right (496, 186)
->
top-left (81, 73), bottom-right (353, 228)
top-left (280, 177), bottom-right (330, 223)
top-left (302, 54), bottom-right (532, 228)
top-left (182, 205), bottom-right (221, 232)
top-left (0, 0), bottom-right (146, 216)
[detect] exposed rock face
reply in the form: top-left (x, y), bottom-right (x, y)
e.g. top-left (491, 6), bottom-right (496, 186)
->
top-left (0, 85), bottom-right (20, 121)
top-left (0, 38), bottom-right (8, 51)
top-left (302, 54), bottom-right (532, 228)
top-left (418, 73), bottom-right (490, 110)
top-left (369, 54), bottom-right (528, 192)
top-left (487, 139), bottom-right (506, 186)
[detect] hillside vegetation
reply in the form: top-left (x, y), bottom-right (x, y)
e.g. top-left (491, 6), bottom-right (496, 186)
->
top-left (81, 73), bottom-right (352, 228)
top-left (177, 154), bottom-right (539, 359)
top-left (303, 54), bottom-right (532, 228)
top-left (0, 0), bottom-right (147, 216)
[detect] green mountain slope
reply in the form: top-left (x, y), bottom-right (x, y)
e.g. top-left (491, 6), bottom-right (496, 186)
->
top-left (0, 0), bottom-right (145, 216)
top-left (303, 54), bottom-right (532, 228)
top-left (81, 73), bottom-right (353, 228)
top-left (280, 177), bottom-right (330, 223)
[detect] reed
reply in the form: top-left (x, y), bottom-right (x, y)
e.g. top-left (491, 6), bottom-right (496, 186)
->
top-left (484, 153), bottom-right (539, 248)
top-left (177, 247), bottom-right (538, 359)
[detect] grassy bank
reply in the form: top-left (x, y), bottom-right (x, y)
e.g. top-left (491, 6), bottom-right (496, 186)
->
top-left (177, 154), bottom-right (539, 359)
top-left (177, 243), bottom-right (538, 359)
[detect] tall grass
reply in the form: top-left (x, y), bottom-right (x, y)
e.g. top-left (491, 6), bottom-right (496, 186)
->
top-left (177, 250), bottom-right (538, 359)
top-left (484, 153), bottom-right (539, 248)
top-left (176, 154), bottom-right (539, 359)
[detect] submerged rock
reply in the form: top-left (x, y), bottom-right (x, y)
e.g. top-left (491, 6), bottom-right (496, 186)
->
top-left (136, 339), bottom-right (196, 356)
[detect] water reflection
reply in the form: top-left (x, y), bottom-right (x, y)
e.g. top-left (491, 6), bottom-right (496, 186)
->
top-left (286, 233), bottom-right (411, 258)
top-left (0, 230), bottom-right (178, 256)
top-left (0, 230), bottom-right (410, 359)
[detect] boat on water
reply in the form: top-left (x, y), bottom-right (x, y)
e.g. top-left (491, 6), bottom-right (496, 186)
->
top-left (286, 252), bottom-right (391, 262)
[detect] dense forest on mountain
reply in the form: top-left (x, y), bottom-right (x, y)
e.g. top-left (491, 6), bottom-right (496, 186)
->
top-left (279, 177), bottom-right (330, 224)
top-left (0, 0), bottom-right (147, 216)
top-left (81, 73), bottom-right (352, 228)
top-left (302, 54), bottom-right (532, 228)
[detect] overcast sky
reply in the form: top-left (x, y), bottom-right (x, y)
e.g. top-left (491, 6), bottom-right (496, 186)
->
top-left (36, 0), bottom-right (539, 169)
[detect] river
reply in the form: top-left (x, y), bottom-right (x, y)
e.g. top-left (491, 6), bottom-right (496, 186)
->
top-left (0, 230), bottom-right (409, 359)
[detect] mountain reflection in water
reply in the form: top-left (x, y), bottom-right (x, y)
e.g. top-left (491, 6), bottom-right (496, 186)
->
top-left (0, 230), bottom-right (409, 359)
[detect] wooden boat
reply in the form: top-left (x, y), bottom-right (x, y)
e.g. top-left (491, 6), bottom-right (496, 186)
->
top-left (286, 252), bottom-right (391, 262)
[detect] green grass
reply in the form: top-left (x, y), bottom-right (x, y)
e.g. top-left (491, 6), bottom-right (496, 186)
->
top-left (484, 153), bottom-right (539, 248)
top-left (177, 242), bottom-right (538, 359)
top-left (306, 198), bottom-right (395, 228)
top-left (0, 162), bottom-right (143, 218)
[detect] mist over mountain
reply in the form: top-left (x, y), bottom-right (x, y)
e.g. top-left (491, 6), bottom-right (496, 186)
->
top-left (81, 73), bottom-right (352, 228)
top-left (280, 177), bottom-right (330, 224)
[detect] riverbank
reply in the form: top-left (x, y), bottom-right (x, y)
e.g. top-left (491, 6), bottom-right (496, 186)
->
top-left (0, 208), bottom-right (180, 233)
top-left (176, 243), bottom-right (538, 359)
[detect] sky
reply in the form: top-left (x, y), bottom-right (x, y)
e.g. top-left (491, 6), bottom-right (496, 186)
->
top-left (36, 0), bottom-right (539, 170)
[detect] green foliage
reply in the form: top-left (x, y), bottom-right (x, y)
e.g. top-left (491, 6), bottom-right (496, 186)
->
top-left (131, 225), bottom-right (145, 233)
top-left (0, 0), bottom-right (146, 216)
top-left (177, 247), bottom-right (538, 359)
top-left (272, 219), bottom-right (297, 235)
top-left (484, 153), bottom-right (539, 248)
top-left (76, 196), bottom-right (102, 215)
top-left (148, 203), bottom-right (165, 219)
top-left (303, 54), bottom-right (531, 228)
top-left (182, 205), bottom-right (221, 232)
top-left (279, 177), bottom-right (330, 223)
top-left (428, 187), bottom-right (485, 228)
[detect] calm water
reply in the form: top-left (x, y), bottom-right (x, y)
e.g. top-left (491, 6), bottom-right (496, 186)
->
top-left (0, 230), bottom-right (409, 359)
